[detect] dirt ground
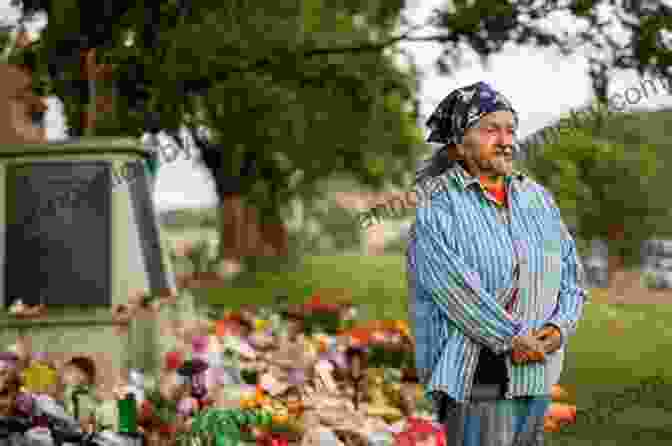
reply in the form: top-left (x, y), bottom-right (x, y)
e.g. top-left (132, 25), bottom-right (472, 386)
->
top-left (591, 270), bottom-right (672, 304)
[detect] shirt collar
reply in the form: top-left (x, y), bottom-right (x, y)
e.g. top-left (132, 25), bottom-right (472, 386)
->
top-left (448, 162), bottom-right (529, 191)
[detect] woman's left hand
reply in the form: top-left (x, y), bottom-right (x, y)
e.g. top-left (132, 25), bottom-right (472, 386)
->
top-left (534, 325), bottom-right (562, 354)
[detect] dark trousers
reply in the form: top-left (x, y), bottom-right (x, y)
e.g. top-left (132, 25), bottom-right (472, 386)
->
top-left (436, 348), bottom-right (546, 446)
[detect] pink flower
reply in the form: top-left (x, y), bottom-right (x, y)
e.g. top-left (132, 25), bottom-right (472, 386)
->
top-left (14, 393), bottom-right (34, 416)
top-left (192, 336), bottom-right (209, 354)
top-left (177, 397), bottom-right (196, 416)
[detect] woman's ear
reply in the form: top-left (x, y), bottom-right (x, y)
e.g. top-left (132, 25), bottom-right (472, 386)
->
top-left (451, 142), bottom-right (466, 159)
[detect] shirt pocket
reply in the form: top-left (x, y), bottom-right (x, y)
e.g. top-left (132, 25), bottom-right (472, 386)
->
top-left (543, 223), bottom-right (563, 275)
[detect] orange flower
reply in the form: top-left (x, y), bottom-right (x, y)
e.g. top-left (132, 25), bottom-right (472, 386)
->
top-left (272, 413), bottom-right (289, 425)
top-left (240, 397), bottom-right (256, 409)
top-left (215, 320), bottom-right (229, 338)
top-left (551, 385), bottom-right (569, 401)
top-left (543, 417), bottom-right (562, 432)
top-left (341, 327), bottom-right (373, 344)
top-left (255, 385), bottom-right (270, 406)
top-left (546, 403), bottom-right (577, 424)
top-left (394, 320), bottom-right (411, 338)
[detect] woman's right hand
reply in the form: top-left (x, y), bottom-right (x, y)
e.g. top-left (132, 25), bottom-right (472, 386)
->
top-left (511, 334), bottom-right (546, 364)
top-left (512, 334), bottom-right (545, 353)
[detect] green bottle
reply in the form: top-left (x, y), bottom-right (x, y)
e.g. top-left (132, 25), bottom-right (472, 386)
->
top-left (117, 393), bottom-right (138, 434)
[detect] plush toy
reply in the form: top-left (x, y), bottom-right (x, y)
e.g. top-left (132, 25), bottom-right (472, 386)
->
top-left (0, 360), bottom-right (22, 417)
top-left (8, 299), bottom-right (46, 319)
top-left (61, 356), bottom-right (101, 427)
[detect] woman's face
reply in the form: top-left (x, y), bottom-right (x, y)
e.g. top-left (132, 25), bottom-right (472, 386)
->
top-left (457, 110), bottom-right (516, 178)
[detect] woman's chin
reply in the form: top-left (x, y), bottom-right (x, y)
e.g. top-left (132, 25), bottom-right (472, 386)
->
top-left (492, 158), bottom-right (514, 176)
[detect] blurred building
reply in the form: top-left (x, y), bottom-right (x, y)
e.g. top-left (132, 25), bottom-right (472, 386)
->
top-left (0, 28), bottom-right (47, 144)
top-left (333, 191), bottom-right (414, 255)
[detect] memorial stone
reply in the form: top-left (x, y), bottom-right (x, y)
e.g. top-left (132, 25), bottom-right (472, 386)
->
top-left (0, 137), bottom-right (178, 396)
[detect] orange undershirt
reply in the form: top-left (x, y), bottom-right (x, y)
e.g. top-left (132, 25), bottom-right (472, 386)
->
top-left (479, 176), bottom-right (507, 206)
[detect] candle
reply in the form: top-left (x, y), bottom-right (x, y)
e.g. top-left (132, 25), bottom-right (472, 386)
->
top-left (117, 393), bottom-right (138, 434)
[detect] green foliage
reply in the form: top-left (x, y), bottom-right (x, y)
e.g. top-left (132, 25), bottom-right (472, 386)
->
top-left (14, 0), bottom-right (672, 263)
top-left (159, 208), bottom-right (218, 229)
top-left (169, 237), bottom-right (220, 276)
top-left (382, 228), bottom-right (410, 254)
top-left (525, 128), bottom-right (662, 266)
top-left (284, 188), bottom-right (363, 257)
top-left (0, 29), bottom-right (11, 54)
top-left (17, 0), bottom-right (424, 225)
top-left (581, 108), bottom-right (672, 238)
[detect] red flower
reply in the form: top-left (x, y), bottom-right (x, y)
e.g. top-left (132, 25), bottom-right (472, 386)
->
top-left (159, 423), bottom-right (177, 435)
top-left (303, 300), bottom-right (341, 313)
top-left (397, 419), bottom-right (446, 446)
top-left (138, 401), bottom-right (155, 425)
top-left (165, 351), bottom-right (183, 371)
top-left (270, 435), bottom-right (289, 446)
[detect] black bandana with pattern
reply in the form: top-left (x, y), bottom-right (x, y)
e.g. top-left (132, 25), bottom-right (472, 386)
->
top-left (415, 81), bottom-right (520, 184)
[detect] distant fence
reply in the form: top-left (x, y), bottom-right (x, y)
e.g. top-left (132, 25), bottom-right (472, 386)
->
top-left (641, 240), bottom-right (672, 289)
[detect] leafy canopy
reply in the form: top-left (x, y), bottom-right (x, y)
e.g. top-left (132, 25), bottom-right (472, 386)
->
top-left (525, 126), bottom-right (662, 265)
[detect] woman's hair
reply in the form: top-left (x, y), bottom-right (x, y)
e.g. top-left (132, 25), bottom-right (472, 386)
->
top-left (418, 144), bottom-right (461, 182)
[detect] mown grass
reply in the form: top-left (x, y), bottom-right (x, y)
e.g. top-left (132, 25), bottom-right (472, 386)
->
top-left (198, 253), bottom-right (409, 321)
top-left (199, 253), bottom-right (672, 445)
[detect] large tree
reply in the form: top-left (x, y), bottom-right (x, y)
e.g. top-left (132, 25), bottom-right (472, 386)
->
top-left (7, 0), bottom-right (424, 263)
top-left (523, 120), bottom-right (665, 277)
top-left (7, 0), bottom-right (672, 265)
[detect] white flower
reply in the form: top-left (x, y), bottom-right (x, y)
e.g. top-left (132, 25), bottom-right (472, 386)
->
top-left (371, 331), bottom-right (386, 343)
top-left (344, 307), bottom-right (358, 320)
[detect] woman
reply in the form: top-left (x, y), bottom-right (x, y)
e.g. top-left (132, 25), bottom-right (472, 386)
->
top-left (406, 81), bottom-right (587, 445)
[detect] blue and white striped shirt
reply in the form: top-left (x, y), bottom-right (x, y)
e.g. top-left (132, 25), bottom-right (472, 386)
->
top-left (406, 163), bottom-right (587, 403)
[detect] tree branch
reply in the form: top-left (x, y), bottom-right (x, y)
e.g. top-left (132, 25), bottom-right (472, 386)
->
top-left (300, 32), bottom-right (456, 57)
top-left (179, 31), bottom-right (456, 95)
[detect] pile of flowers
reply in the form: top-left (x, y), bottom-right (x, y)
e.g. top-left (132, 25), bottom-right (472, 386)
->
top-left (1, 279), bottom-right (580, 445)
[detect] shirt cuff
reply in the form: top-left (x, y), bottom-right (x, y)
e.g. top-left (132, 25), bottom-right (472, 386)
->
top-left (542, 321), bottom-right (566, 349)
top-left (492, 321), bottom-right (526, 355)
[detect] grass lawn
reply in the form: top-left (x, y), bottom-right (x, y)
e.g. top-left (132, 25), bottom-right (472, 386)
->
top-left (200, 253), bottom-right (672, 445)
top-left (199, 253), bottom-right (410, 321)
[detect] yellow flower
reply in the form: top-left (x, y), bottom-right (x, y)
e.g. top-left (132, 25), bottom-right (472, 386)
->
top-left (22, 364), bottom-right (57, 394)
top-left (254, 319), bottom-right (269, 331)
top-left (394, 320), bottom-right (411, 338)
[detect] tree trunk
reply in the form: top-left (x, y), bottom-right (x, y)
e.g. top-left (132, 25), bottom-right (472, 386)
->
top-left (80, 48), bottom-right (97, 135)
top-left (607, 223), bottom-right (626, 286)
top-left (218, 194), bottom-right (288, 261)
top-left (219, 194), bottom-right (244, 260)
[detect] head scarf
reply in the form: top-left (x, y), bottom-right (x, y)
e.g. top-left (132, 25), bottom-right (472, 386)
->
top-left (415, 81), bottom-right (520, 184)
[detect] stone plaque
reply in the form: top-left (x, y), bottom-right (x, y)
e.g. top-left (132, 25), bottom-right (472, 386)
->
top-left (5, 161), bottom-right (111, 306)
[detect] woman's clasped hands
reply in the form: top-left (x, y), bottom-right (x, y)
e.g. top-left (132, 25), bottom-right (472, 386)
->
top-left (511, 325), bottom-right (562, 364)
